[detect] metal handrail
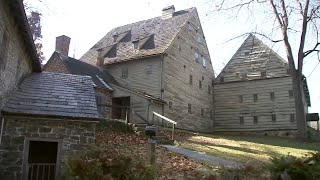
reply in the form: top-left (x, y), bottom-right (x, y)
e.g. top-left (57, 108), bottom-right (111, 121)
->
top-left (152, 111), bottom-right (177, 140)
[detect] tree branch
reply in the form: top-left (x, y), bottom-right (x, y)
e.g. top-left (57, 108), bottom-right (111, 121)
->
top-left (303, 42), bottom-right (320, 57)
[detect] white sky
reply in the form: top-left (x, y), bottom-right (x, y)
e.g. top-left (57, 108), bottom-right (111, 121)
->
top-left (26, 0), bottom-right (319, 113)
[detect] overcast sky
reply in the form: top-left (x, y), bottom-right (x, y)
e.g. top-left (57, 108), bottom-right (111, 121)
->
top-left (26, 0), bottom-right (319, 113)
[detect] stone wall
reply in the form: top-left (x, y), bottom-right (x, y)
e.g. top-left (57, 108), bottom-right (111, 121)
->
top-left (0, 2), bottom-right (33, 110)
top-left (0, 116), bottom-right (97, 179)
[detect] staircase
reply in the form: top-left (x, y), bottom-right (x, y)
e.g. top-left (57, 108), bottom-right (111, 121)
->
top-left (129, 123), bottom-right (175, 145)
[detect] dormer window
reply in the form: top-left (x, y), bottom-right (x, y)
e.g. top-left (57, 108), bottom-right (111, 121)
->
top-left (113, 34), bottom-right (118, 42)
top-left (133, 40), bottom-right (139, 49)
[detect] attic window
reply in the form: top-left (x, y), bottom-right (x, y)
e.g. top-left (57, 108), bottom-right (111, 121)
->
top-left (220, 77), bottom-right (224, 83)
top-left (244, 52), bottom-right (250, 55)
top-left (188, 22), bottom-right (192, 31)
top-left (286, 69), bottom-right (290, 75)
top-left (261, 71), bottom-right (266, 78)
top-left (132, 34), bottom-right (153, 50)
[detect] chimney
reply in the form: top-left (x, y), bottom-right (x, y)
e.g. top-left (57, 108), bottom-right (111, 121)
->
top-left (96, 49), bottom-right (104, 67)
top-left (55, 35), bottom-right (71, 56)
top-left (162, 5), bottom-right (175, 19)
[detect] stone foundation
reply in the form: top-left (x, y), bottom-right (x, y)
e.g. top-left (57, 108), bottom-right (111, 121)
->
top-left (0, 116), bottom-right (97, 179)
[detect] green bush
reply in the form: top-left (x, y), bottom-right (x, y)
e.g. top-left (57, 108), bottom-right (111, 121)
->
top-left (65, 145), bottom-right (154, 180)
top-left (269, 152), bottom-right (320, 180)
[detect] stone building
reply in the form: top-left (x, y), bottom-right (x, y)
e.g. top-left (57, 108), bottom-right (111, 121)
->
top-left (0, 1), bottom-right (100, 179)
top-left (214, 34), bottom-right (311, 135)
top-left (79, 5), bottom-right (215, 132)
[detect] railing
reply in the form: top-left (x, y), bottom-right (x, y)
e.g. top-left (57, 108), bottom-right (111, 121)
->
top-left (152, 111), bottom-right (177, 140)
top-left (27, 163), bottom-right (56, 180)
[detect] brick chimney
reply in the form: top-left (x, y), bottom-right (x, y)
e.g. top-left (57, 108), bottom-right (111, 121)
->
top-left (162, 5), bottom-right (175, 19)
top-left (55, 35), bottom-right (71, 56)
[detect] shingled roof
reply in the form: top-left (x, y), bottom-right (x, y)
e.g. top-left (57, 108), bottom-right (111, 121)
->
top-left (2, 72), bottom-right (99, 120)
top-left (80, 7), bottom-right (195, 65)
top-left (54, 52), bottom-right (118, 90)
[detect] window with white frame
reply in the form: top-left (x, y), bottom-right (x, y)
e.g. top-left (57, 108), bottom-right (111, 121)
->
top-left (194, 52), bottom-right (199, 62)
top-left (203, 58), bottom-right (206, 68)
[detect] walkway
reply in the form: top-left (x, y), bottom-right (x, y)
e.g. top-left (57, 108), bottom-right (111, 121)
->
top-left (162, 145), bottom-right (243, 168)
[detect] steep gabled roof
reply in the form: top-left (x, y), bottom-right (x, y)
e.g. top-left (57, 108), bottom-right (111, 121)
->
top-left (216, 34), bottom-right (289, 83)
top-left (80, 8), bottom-right (195, 65)
top-left (45, 51), bottom-right (118, 90)
top-left (2, 72), bottom-right (99, 120)
top-left (4, 0), bottom-right (41, 72)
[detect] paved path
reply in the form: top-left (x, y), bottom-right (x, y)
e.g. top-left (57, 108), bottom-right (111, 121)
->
top-left (162, 145), bottom-right (243, 168)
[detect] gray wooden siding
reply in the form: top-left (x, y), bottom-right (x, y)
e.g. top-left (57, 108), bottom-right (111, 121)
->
top-left (214, 76), bottom-right (297, 131)
top-left (217, 35), bottom-right (289, 83)
top-left (105, 56), bottom-right (162, 98)
top-left (0, 5), bottom-right (33, 109)
top-left (162, 10), bottom-right (215, 132)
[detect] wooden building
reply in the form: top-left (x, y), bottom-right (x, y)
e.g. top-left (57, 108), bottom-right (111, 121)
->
top-left (213, 34), bottom-right (311, 135)
top-left (80, 5), bottom-right (215, 132)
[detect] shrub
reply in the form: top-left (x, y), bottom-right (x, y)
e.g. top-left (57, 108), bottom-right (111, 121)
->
top-left (269, 152), bottom-right (320, 180)
top-left (65, 144), bottom-right (154, 180)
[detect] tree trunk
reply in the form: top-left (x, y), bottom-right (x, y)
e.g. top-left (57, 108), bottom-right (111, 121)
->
top-left (291, 71), bottom-right (307, 140)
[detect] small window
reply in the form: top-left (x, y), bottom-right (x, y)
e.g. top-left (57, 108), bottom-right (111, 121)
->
top-left (145, 65), bottom-right (152, 74)
top-left (286, 69), bottom-right (290, 75)
top-left (198, 36), bottom-right (202, 44)
top-left (220, 77), bottom-right (224, 83)
top-left (253, 116), bottom-right (258, 124)
top-left (202, 76), bottom-right (204, 80)
top-left (210, 110), bottom-right (213, 120)
top-left (244, 52), bottom-right (250, 55)
top-left (194, 52), bottom-right (199, 62)
top-left (261, 71), bottom-right (266, 78)
top-left (133, 41), bottom-right (139, 49)
top-left (201, 108), bottom-right (204, 117)
top-left (199, 80), bottom-right (202, 89)
top-left (189, 75), bottom-right (193, 85)
top-left (270, 92), bottom-right (275, 100)
top-left (240, 117), bottom-right (244, 124)
top-left (95, 95), bottom-right (104, 113)
top-left (121, 67), bottom-right (128, 79)
top-left (289, 90), bottom-right (294, 98)
top-left (208, 85), bottom-right (211, 94)
top-left (239, 95), bottom-right (243, 103)
top-left (113, 35), bottom-right (118, 42)
top-left (188, 103), bottom-right (192, 114)
top-left (212, 80), bottom-right (214, 86)
top-left (178, 44), bottom-right (182, 51)
top-left (169, 101), bottom-right (173, 109)
top-left (253, 94), bottom-right (258, 102)
top-left (272, 114), bottom-right (276, 122)
top-left (203, 58), bottom-right (206, 68)
top-left (290, 114), bottom-right (295, 122)
top-left (183, 65), bottom-right (186, 69)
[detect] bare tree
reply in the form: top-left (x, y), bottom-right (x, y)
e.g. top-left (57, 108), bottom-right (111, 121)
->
top-left (212, 0), bottom-right (320, 140)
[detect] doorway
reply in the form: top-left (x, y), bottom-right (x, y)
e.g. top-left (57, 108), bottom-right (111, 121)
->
top-left (24, 139), bottom-right (61, 180)
top-left (112, 97), bottom-right (130, 121)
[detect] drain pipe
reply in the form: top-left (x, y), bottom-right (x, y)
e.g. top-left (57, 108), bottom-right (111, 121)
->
top-left (0, 117), bottom-right (4, 144)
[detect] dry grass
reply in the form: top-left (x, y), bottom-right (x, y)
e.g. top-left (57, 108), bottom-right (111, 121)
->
top-left (177, 133), bottom-right (320, 165)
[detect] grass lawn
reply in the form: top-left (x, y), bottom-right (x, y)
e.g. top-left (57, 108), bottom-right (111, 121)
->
top-left (177, 133), bottom-right (320, 165)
